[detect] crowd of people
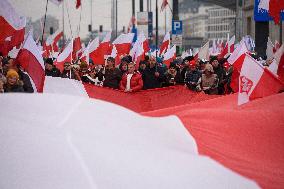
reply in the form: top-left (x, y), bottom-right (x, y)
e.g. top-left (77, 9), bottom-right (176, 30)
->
top-left (0, 51), bottom-right (236, 95)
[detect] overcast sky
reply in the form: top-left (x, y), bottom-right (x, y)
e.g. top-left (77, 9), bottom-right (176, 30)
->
top-left (9, 0), bottom-right (172, 39)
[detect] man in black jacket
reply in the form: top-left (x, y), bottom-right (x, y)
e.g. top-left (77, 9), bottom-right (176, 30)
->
top-left (101, 57), bottom-right (122, 89)
top-left (45, 58), bottom-right (61, 77)
top-left (142, 56), bottom-right (165, 89)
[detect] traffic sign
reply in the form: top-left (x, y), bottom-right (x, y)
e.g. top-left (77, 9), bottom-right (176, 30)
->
top-left (172, 20), bottom-right (183, 35)
top-left (172, 34), bottom-right (182, 46)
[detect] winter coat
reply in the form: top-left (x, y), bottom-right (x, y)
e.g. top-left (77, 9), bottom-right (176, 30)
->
top-left (164, 71), bottom-right (183, 87)
top-left (201, 73), bottom-right (219, 95)
top-left (4, 80), bottom-right (24, 93)
top-left (142, 66), bottom-right (165, 90)
top-left (119, 72), bottom-right (143, 92)
top-left (185, 70), bottom-right (202, 91)
top-left (103, 68), bottom-right (122, 89)
top-left (18, 70), bottom-right (34, 93)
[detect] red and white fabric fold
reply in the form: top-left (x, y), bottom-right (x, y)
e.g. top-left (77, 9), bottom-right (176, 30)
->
top-left (16, 31), bottom-right (45, 92)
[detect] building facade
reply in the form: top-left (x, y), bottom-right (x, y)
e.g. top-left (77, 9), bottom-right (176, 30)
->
top-left (206, 6), bottom-right (236, 41)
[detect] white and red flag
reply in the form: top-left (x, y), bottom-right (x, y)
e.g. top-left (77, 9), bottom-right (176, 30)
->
top-left (159, 32), bottom-right (170, 56)
top-left (16, 31), bottom-right (45, 93)
top-left (81, 37), bottom-right (99, 65)
top-left (161, 0), bottom-right (169, 12)
top-left (0, 0), bottom-right (26, 49)
top-left (44, 30), bottom-right (63, 58)
top-left (268, 44), bottom-right (284, 82)
top-left (54, 40), bottom-right (73, 72)
top-left (238, 54), bottom-right (284, 105)
top-left (94, 31), bottom-right (112, 64)
top-left (266, 37), bottom-right (274, 60)
top-left (112, 33), bottom-right (134, 55)
top-left (220, 35), bottom-right (235, 58)
top-left (194, 41), bottom-right (209, 61)
top-left (163, 45), bottom-right (176, 67)
top-left (72, 36), bottom-right (82, 60)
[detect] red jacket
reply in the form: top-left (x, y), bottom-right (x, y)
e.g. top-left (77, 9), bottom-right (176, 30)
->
top-left (119, 72), bottom-right (143, 92)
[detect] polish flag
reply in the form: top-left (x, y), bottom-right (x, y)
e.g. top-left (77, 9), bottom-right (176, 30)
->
top-left (110, 45), bottom-right (120, 66)
top-left (163, 45), bottom-right (176, 67)
top-left (195, 41), bottom-right (209, 61)
top-left (112, 33), bottom-right (134, 55)
top-left (16, 31), bottom-right (45, 93)
top-left (54, 40), bottom-right (73, 72)
top-left (93, 31), bottom-right (112, 65)
top-left (0, 0), bottom-right (26, 47)
top-left (220, 35), bottom-right (235, 58)
top-left (161, 0), bottom-right (169, 12)
top-left (238, 54), bottom-right (284, 105)
top-left (228, 40), bottom-right (249, 92)
top-left (140, 32), bottom-right (150, 53)
top-left (45, 30), bottom-right (63, 53)
top-left (130, 32), bottom-right (148, 61)
top-left (258, 0), bottom-right (284, 24)
top-left (268, 44), bottom-right (284, 82)
top-left (72, 37), bottom-right (82, 60)
top-left (159, 32), bottom-right (170, 56)
top-left (134, 43), bottom-right (145, 69)
top-left (266, 37), bottom-right (274, 60)
top-left (82, 37), bottom-right (99, 65)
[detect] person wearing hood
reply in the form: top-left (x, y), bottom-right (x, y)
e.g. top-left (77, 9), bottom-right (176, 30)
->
top-left (201, 64), bottom-right (219, 95)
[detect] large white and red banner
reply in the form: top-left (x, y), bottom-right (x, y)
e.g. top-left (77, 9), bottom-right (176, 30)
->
top-left (2, 76), bottom-right (284, 188)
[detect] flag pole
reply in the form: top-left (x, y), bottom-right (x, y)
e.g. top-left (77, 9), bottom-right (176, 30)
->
top-left (41, 0), bottom-right (49, 46)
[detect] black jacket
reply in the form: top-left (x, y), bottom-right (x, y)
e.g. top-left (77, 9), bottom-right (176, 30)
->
top-left (102, 68), bottom-right (122, 89)
top-left (46, 67), bottom-right (61, 77)
top-left (142, 66), bottom-right (165, 90)
top-left (4, 82), bottom-right (24, 93)
top-left (18, 70), bottom-right (34, 93)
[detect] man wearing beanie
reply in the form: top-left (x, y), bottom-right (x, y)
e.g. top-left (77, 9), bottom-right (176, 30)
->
top-left (45, 58), bottom-right (61, 77)
top-left (4, 69), bottom-right (24, 93)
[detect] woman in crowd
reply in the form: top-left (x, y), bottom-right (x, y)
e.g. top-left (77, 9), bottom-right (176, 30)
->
top-left (201, 64), bottom-right (219, 95)
top-left (119, 62), bottom-right (143, 93)
top-left (4, 69), bottom-right (24, 93)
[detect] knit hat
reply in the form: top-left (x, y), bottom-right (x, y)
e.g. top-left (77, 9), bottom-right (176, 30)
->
top-left (6, 69), bottom-right (19, 79)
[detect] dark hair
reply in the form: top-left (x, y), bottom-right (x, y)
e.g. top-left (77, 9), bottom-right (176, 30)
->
top-left (45, 58), bottom-right (54, 65)
top-left (107, 57), bottom-right (115, 63)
